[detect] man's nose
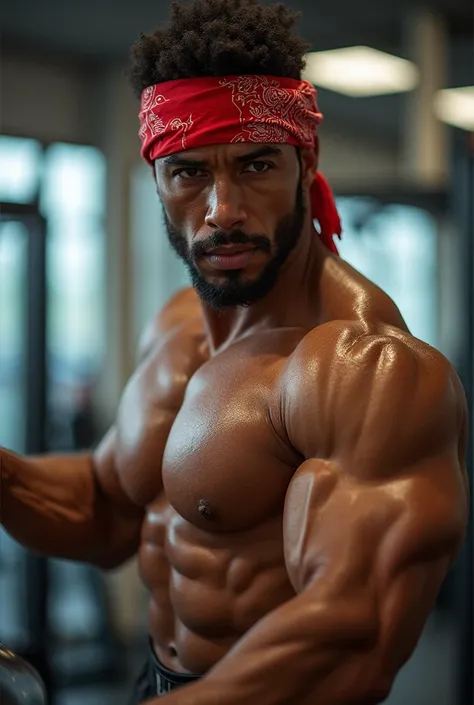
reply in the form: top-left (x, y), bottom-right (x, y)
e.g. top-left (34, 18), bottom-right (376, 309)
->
top-left (204, 178), bottom-right (247, 231)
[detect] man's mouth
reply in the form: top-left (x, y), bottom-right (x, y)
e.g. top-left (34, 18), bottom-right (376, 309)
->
top-left (204, 245), bottom-right (258, 270)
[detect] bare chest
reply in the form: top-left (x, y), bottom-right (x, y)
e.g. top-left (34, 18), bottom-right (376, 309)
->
top-left (162, 352), bottom-right (296, 531)
top-left (116, 333), bottom-right (301, 532)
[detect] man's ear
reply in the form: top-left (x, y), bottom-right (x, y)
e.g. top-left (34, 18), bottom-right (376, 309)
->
top-left (300, 139), bottom-right (319, 189)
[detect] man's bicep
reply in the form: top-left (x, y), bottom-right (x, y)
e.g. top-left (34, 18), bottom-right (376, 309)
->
top-left (283, 331), bottom-right (468, 586)
top-left (283, 453), bottom-right (466, 685)
top-left (283, 457), bottom-right (399, 596)
top-left (280, 330), bottom-right (468, 691)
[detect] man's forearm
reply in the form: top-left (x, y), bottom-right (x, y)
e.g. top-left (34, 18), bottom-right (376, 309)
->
top-left (0, 448), bottom-right (110, 564)
top-left (152, 590), bottom-right (388, 705)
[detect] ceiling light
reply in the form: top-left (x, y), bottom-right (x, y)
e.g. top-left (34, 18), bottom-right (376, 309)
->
top-left (303, 46), bottom-right (419, 97)
top-left (434, 87), bottom-right (474, 131)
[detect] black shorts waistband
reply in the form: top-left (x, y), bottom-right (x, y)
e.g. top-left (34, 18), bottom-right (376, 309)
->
top-left (148, 639), bottom-right (203, 696)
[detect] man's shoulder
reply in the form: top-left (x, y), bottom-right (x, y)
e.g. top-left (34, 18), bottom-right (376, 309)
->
top-left (278, 320), bottom-right (464, 461)
top-left (286, 319), bottom-right (451, 384)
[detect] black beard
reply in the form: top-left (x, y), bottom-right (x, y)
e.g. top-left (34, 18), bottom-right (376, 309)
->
top-left (163, 178), bottom-right (305, 310)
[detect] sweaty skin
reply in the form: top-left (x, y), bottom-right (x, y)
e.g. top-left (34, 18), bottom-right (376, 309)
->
top-left (0, 147), bottom-right (469, 704)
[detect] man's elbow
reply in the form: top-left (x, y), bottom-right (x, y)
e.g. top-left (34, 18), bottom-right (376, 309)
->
top-left (356, 680), bottom-right (393, 705)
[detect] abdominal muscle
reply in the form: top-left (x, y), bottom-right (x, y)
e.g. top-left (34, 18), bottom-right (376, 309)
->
top-left (138, 495), bottom-right (296, 675)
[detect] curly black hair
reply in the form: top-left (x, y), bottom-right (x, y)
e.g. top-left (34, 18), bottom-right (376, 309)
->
top-left (128, 0), bottom-right (310, 99)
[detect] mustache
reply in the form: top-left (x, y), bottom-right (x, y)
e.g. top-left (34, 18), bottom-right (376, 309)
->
top-left (191, 230), bottom-right (272, 258)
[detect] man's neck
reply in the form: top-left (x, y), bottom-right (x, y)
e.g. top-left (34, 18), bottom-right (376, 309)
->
top-left (200, 225), bottom-right (329, 355)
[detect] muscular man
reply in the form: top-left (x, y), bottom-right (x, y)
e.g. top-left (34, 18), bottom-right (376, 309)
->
top-left (1, 1), bottom-right (469, 703)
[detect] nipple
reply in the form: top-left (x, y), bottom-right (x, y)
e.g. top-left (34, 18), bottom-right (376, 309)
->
top-left (197, 499), bottom-right (217, 521)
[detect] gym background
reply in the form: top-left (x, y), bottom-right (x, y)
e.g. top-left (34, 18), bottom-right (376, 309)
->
top-left (0, 1), bottom-right (472, 704)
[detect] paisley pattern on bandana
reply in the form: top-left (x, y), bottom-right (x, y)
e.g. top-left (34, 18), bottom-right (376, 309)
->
top-left (219, 75), bottom-right (321, 146)
top-left (138, 75), bottom-right (322, 163)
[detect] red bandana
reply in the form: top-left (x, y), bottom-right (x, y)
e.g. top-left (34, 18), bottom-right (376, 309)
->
top-left (139, 75), bottom-right (341, 253)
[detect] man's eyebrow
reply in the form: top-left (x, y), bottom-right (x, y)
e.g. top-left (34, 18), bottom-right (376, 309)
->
top-left (160, 146), bottom-right (283, 168)
top-left (161, 155), bottom-right (208, 168)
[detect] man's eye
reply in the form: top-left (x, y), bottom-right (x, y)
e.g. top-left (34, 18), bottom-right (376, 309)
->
top-left (244, 161), bottom-right (273, 174)
top-left (174, 168), bottom-right (207, 179)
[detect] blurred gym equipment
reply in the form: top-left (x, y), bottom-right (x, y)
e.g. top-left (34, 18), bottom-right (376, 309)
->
top-left (0, 644), bottom-right (47, 705)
